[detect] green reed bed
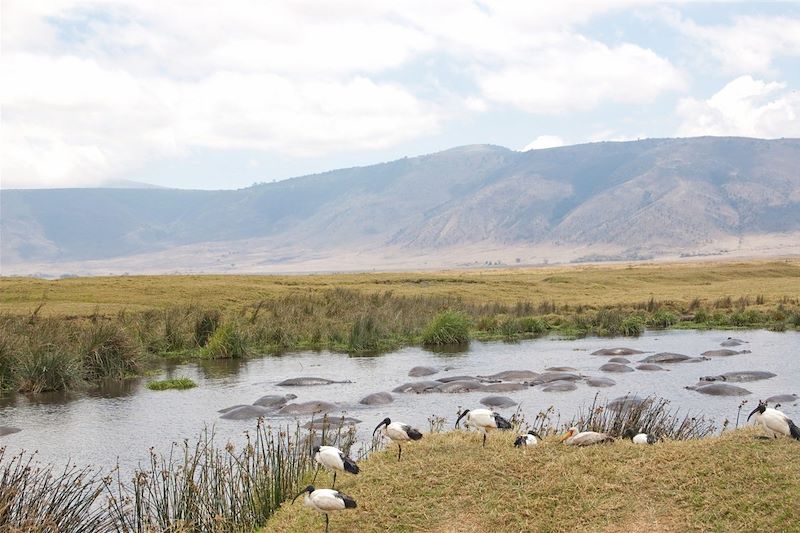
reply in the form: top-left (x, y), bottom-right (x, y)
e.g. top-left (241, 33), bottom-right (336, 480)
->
top-left (147, 377), bottom-right (197, 390)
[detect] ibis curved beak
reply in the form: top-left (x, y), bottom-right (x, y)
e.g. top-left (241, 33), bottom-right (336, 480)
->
top-left (454, 410), bottom-right (469, 429)
top-left (291, 490), bottom-right (305, 504)
top-left (746, 406), bottom-right (760, 422)
top-left (372, 422), bottom-right (384, 436)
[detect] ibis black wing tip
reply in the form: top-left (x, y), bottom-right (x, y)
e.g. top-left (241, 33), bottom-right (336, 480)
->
top-left (513, 435), bottom-right (526, 447)
top-left (343, 457), bottom-right (360, 475)
top-left (408, 428), bottom-right (423, 440)
top-left (338, 492), bottom-right (357, 509)
top-left (494, 413), bottom-right (512, 430)
top-left (789, 419), bottom-right (800, 440)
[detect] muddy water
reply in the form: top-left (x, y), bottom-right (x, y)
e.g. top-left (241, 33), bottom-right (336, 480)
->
top-left (1, 330), bottom-right (798, 472)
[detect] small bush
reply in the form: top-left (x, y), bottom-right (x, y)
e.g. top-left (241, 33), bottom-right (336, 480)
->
top-left (147, 377), bottom-right (197, 390)
top-left (421, 310), bottom-right (470, 346)
top-left (204, 322), bottom-right (247, 358)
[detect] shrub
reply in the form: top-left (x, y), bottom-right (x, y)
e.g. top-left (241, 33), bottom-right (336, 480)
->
top-left (421, 311), bottom-right (470, 346)
top-left (204, 322), bottom-right (247, 358)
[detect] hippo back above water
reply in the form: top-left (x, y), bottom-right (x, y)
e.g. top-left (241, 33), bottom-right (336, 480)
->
top-left (685, 382), bottom-right (751, 396)
top-left (592, 347), bottom-right (644, 356)
top-left (277, 377), bottom-right (350, 386)
top-left (699, 371), bottom-right (776, 383)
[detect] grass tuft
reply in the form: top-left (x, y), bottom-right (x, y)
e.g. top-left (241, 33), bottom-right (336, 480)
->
top-left (421, 310), bottom-right (470, 346)
top-left (147, 377), bottom-right (197, 390)
top-left (203, 321), bottom-right (247, 358)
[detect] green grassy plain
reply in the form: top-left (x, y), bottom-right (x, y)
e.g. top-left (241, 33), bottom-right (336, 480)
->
top-left (264, 428), bottom-right (800, 533)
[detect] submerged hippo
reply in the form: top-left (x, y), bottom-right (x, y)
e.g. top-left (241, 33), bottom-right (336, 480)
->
top-left (700, 349), bottom-right (750, 357)
top-left (608, 395), bottom-right (651, 412)
top-left (685, 383), bottom-right (751, 396)
top-left (636, 364), bottom-right (667, 371)
top-left (436, 375), bottom-right (480, 383)
top-left (480, 395), bottom-right (517, 408)
top-left (435, 380), bottom-right (486, 393)
top-left (545, 366), bottom-right (577, 372)
top-left (609, 357), bottom-right (631, 364)
top-left (766, 394), bottom-right (799, 404)
top-left (408, 366), bottom-right (438, 377)
top-left (720, 338), bottom-right (746, 347)
top-left (392, 381), bottom-right (441, 394)
top-left (600, 363), bottom-right (634, 373)
top-left (699, 371), bottom-right (776, 383)
top-left (220, 405), bottom-right (270, 420)
top-left (302, 417), bottom-right (361, 430)
top-left (639, 352), bottom-right (707, 364)
top-left (277, 377), bottom-right (350, 386)
top-left (592, 348), bottom-right (644, 356)
top-left (359, 392), bottom-right (394, 405)
top-left (253, 394), bottom-right (298, 409)
top-left (218, 404), bottom-right (250, 414)
top-left (533, 372), bottom-right (582, 384)
top-left (0, 426), bottom-right (21, 437)
top-left (477, 370), bottom-right (539, 382)
top-left (586, 377), bottom-right (616, 388)
top-left (277, 401), bottom-right (338, 415)
top-left (483, 382), bottom-right (527, 392)
top-left (540, 380), bottom-right (578, 392)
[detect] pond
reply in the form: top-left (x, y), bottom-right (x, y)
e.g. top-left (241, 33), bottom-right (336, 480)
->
top-left (1, 329), bottom-right (798, 473)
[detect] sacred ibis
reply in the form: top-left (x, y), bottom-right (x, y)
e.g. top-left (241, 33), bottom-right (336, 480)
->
top-left (454, 408), bottom-right (512, 447)
top-left (560, 426), bottom-right (614, 446)
top-left (373, 417), bottom-right (423, 461)
top-left (514, 430), bottom-right (542, 447)
top-left (312, 445), bottom-right (359, 489)
top-left (748, 400), bottom-right (800, 440)
top-left (622, 428), bottom-right (656, 444)
top-left (292, 485), bottom-right (356, 533)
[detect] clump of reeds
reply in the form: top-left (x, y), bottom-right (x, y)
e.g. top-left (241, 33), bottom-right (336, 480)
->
top-left (421, 310), bottom-right (470, 346)
top-left (81, 320), bottom-right (142, 380)
top-left (203, 321), bottom-right (247, 358)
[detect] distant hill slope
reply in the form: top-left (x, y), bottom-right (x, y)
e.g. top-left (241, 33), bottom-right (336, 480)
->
top-left (2, 137), bottom-right (799, 275)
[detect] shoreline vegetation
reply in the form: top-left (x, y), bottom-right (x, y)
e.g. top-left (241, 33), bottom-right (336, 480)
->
top-left (1, 259), bottom-right (799, 394)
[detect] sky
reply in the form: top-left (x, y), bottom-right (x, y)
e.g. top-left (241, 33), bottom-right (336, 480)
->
top-left (2, 1), bottom-right (799, 190)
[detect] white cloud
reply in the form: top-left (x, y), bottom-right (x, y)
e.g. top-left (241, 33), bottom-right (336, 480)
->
top-left (522, 135), bottom-right (566, 151)
top-left (677, 75), bottom-right (800, 138)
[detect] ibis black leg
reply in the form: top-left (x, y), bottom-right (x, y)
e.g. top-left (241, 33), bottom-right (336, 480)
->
top-left (483, 433), bottom-right (487, 447)
top-left (332, 471), bottom-right (337, 489)
top-left (397, 443), bottom-right (402, 461)
top-left (312, 467), bottom-right (320, 484)
top-left (325, 513), bottom-right (329, 533)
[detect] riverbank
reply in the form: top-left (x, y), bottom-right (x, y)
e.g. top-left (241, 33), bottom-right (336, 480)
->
top-left (1, 259), bottom-right (798, 393)
top-left (263, 428), bottom-right (800, 532)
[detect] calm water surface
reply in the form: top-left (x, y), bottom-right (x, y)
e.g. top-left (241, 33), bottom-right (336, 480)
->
top-left (1, 330), bottom-right (798, 472)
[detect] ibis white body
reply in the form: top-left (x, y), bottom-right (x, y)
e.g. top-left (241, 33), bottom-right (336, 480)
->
top-left (313, 445), bottom-right (359, 489)
top-left (632, 433), bottom-right (653, 445)
top-left (373, 417), bottom-right (423, 460)
top-left (303, 488), bottom-right (355, 513)
top-left (561, 427), bottom-right (614, 446)
top-left (750, 405), bottom-right (800, 439)
top-left (455, 408), bottom-right (512, 446)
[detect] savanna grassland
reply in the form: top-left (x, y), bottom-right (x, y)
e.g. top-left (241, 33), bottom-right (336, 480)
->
top-left (263, 428), bottom-right (800, 533)
top-left (1, 259), bottom-right (799, 393)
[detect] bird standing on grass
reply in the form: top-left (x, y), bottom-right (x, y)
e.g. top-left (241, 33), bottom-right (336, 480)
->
top-left (454, 408), bottom-right (512, 447)
top-left (312, 445), bottom-right (359, 489)
top-left (560, 426), bottom-right (614, 446)
top-left (292, 485), bottom-right (356, 533)
top-left (514, 430), bottom-right (542, 447)
top-left (748, 400), bottom-right (800, 440)
top-left (373, 417), bottom-right (423, 461)
top-left (622, 428), bottom-right (657, 444)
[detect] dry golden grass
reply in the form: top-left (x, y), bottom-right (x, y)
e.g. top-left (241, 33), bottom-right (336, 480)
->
top-left (1, 259), bottom-right (799, 317)
top-left (263, 429), bottom-right (799, 533)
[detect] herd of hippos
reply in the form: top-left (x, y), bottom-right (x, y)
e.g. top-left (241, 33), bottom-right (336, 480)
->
top-left (275, 337), bottom-right (800, 532)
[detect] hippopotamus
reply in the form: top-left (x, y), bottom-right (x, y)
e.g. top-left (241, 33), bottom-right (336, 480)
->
top-left (636, 364), bottom-right (667, 371)
top-left (533, 372), bottom-right (582, 384)
top-left (480, 395), bottom-right (517, 408)
top-left (477, 370), bottom-right (539, 382)
top-left (765, 394), bottom-right (798, 404)
top-left (302, 417), bottom-right (361, 430)
top-left (592, 348), bottom-right (644, 356)
top-left (408, 366), bottom-right (438, 377)
top-left (720, 338), bottom-right (746, 347)
top-left (545, 366), bottom-right (577, 372)
top-left (685, 383), bottom-right (751, 396)
top-left (252, 394), bottom-right (298, 409)
top-left (218, 404), bottom-right (251, 414)
top-left (220, 405), bottom-right (271, 420)
top-left (483, 382), bottom-right (527, 392)
top-left (609, 357), bottom-right (630, 364)
top-left (608, 395), bottom-right (651, 412)
top-left (700, 349), bottom-right (751, 357)
top-left (277, 401), bottom-right (338, 415)
top-left (277, 377), bottom-right (351, 386)
top-left (699, 371), bottom-right (776, 383)
top-left (540, 380), bottom-right (578, 392)
top-left (639, 352), bottom-right (705, 364)
top-left (586, 377), bottom-right (616, 387)
top-left (0, 426), bottom-right (21, 437)
top-left (435, 380), bottom-right (487, 393)
top-left (359, 392), bottom-right (394, 405)
top-left (392, 381), bottom-right (441, 393)
top-left (436, 375), bottom-right (480, 383)
top-left (600, 363), bottom-right (634, 373)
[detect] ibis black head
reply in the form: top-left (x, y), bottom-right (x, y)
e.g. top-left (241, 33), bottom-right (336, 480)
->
top-left (455, 409), bottom-right (470, 429)
top-left (292, 484), bottom-right (315, 504)
top-left (312, 446), bottom-right (320, 455)
top-left (373, 417), bottom-right (391, 436)
top-left (747, 400), bottom-right (767, 421)
top-left (622, 428), bottom-right (636, 440)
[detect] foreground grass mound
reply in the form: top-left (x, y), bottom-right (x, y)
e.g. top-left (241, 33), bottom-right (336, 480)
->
top-left (264, 429), bottom-right (799, 532)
